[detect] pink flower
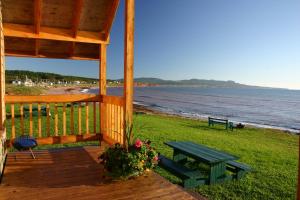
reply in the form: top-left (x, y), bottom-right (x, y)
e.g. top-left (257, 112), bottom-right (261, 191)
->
top-left (135, 139), bottom-right (143, 148)
top-left (153, 156), bottom-right (159, 161)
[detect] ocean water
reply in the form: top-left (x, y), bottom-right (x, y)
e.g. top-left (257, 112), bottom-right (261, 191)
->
top-left (89, 87), bottom-right (300, 133)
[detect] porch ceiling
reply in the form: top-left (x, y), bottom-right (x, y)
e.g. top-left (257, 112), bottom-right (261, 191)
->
top-left (2, 0), bottom-right (120, 60)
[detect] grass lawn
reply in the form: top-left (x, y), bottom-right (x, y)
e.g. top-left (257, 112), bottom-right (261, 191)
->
top-left (5, 105), bottom-right (298, 200)
top-left (6, 84), bottom-right (46, 95)
top-left (134, 114), bottom-right (298, 200)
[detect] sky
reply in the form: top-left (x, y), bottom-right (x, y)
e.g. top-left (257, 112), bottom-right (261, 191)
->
top-left (6, 0), bottom-right (300, 89)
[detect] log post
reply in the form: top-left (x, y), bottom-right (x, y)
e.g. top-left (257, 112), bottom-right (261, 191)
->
top-left (123, 0), bottom-right (135, 147)
top-left (0, 0), bottom-right (6, 177)
top-left (100, 44), bottom-right (107, 137)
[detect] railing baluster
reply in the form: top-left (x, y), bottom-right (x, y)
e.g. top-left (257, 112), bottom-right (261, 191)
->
top-left (121, 106), bottom-right (124, 144)
top-left (63, 103), bottom-right (66, 136)
top-left (11, 104), bottom-right (15, 138)
top-left (70, 103), bottom-right (74, 134)
top-left (86, 102), bottom-right (89, 134)
top-left (108, 104), bottom-right (112, 138)
top-left (111, 104), bottom-right (115, 140)
top-left (29, 104), bottom-right (33, 136)
top-left (55, 103), bottom-right (58, 136)
top-left (113, 105), bottom-right (118, 141)
top-left (38, 103), bottom-right (41, 137)
top-left (46, 103), bottom-right (50, 136)
top-left (93, 102), bottom-right (96, 133)
top-left (78, 103), bottom-right (81, 135)
top-left (20, 103), bottom-right (24, 135)
top-left (117, 105), bottom-right (121, 143)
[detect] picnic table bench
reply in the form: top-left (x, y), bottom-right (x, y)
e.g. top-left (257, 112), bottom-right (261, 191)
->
top-left (208, 117), bottom-right (234, 130)
top-left (159, 141), bottom-right (251, 188)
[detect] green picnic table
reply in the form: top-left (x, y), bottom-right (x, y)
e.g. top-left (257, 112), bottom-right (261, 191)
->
top-left (159, 141), bottom-right (251, 188)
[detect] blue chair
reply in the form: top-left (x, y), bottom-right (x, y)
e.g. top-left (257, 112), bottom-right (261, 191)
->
top-left (13, 135), bottom-right (38, 159)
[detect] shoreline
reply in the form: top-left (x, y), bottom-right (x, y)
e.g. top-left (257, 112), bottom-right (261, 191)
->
top-left (133, 103), bottom-right (299, 134)
top-left (46, 86), bottom-right (300, 135)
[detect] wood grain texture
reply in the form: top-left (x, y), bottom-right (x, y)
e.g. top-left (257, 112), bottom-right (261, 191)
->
top-left (124, 0), bottom-right (135, 146)
top-left (3, 23), bottom-right (107, 44)
top-left (6, 94), bottom-right (101, 103)
top-left (100, 44), bottom-right (107, 136)
top-left (63, 103), bottom-right (66, 136)
top-left (0, 146), bottom-right (201, 200)
top-left (54, 103), bottom-right (58, 136)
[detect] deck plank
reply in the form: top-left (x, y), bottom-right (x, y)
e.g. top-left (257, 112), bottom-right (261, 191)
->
top-left (0, 145), bottom-right (203, 200)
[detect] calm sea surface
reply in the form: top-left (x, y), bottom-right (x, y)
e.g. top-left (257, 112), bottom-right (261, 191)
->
top-left (89, 87), bottom-right (300, 133)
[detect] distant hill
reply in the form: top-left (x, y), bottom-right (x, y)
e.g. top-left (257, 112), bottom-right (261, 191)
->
top-left (119, 77), bottom-right (265, 88)
top-left (5, 70), bottom-right (99, 83)
top-left (6, 70), bottom-right (267, 89)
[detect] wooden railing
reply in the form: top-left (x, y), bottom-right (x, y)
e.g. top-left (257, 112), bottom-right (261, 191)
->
top-left (5, 94), bottom-right (125, 146)
top-left (102, 95), bottom-right (124, 145)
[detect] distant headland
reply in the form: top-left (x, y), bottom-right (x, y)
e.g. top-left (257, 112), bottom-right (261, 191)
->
top-left (6, 70), bottom-right (280, 89)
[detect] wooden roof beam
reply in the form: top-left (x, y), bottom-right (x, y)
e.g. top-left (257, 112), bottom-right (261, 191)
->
top-left (72, 0), bottom-right (84, 38)
top-left (4, 23), bottom-right (109, 44)
top-left (70, 0), bottom-right (84, 57)
top-left (103, 0), bottom-right (120, 40)
top-left (5, 50), bottom-right (98, 61)
top-left (34, 0), bottom-right (42, 34)
top-left (34, 0), bottom-right (42, 55)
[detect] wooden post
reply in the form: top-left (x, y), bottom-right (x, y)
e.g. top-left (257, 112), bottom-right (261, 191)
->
top-left (100, 44), bottom-right (107, 136)
top-left (0, 0), bottom-right (6, 177)
top-left (123, 0), bottom-right (135, 147)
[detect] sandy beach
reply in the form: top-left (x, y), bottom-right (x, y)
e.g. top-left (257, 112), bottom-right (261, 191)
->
top-left (46, 86), bottom-right (98, 95)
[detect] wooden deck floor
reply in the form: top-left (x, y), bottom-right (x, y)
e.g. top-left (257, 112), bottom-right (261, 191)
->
top-left (0, 145), bottom-right (203, 200)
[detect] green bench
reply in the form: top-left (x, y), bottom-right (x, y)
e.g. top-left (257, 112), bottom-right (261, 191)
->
top-left (158, 155), bottom-right (206, 188)
top-left (208, 117), bottom-right (234, 131)
top-left (226, 160), bottom-right (251, 180)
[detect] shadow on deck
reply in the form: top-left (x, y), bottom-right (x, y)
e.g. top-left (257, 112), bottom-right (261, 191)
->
top-left (0, 145), bottom-right (203, 200)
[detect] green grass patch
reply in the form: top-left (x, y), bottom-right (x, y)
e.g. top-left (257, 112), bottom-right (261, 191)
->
top-left (6, 84), bottom-right (46, 95)
top-left (133, 114), bottom-right (298, 200)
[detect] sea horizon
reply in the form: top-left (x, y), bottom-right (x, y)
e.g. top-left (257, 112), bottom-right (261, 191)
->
top-left (85, 86), bottom-right (300, 134)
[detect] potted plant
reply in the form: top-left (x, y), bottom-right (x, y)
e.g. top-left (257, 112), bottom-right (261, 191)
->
top-left (99, 122), bottom-right (158, 179)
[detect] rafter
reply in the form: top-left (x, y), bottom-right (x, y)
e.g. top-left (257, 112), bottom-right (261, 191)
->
top-left (34, 0), bottom-right (42, 55)
top-left (5, 49), bottom-right (98, 61)
top-left (103, 0), bottom-right (120, 40)
top-left (34, 0), bottom-right (42, 34)
top-left (70, 0), bottom-right (84, 57)
top-left (69, 42), bottom-right (75, 57)
top-left (3, 23), bottom-right (108, 44)
top-left (72, 0), bottom-right (84, 38)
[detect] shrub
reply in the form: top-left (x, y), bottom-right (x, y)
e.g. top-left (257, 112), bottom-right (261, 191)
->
top-left (99, 139), bottom-right (158, 179)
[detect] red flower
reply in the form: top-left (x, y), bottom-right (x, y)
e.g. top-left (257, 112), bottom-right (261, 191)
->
top-left (153, 156), bottom-right (158, 161)
top-left (135, 139), bottom-right (143, 148)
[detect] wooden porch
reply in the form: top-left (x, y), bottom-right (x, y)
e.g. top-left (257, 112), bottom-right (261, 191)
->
top-left (0, 145), bottom-right (201, 200)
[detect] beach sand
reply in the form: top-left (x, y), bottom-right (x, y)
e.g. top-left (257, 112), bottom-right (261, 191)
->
top-left (46, 86), bottom-right (97, 95)
top-left (46, 86), bottom-right (167, 115)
